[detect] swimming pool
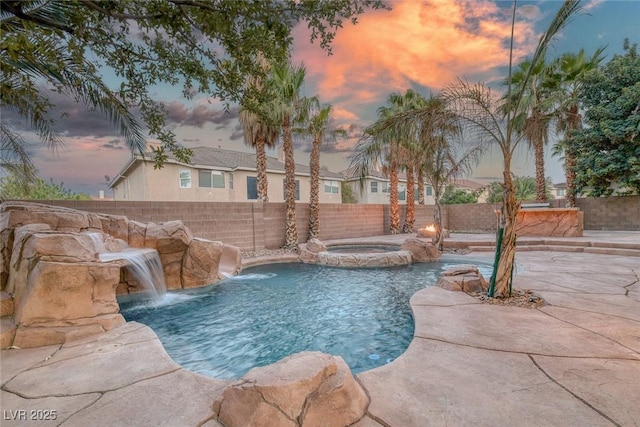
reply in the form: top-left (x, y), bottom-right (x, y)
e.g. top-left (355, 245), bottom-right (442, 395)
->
top-left (119, 258), bottom-right (491, 380)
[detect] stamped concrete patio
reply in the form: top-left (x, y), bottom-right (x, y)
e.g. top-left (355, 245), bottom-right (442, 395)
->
top-left (1, 232), bottom-right (639, 426)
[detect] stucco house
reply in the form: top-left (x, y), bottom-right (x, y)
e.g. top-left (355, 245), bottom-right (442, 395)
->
top-left (341, 169), bottom-right (486, 205)
top-left (341, 169), bottom-right (437, 205)
top-left (109, 145), bottom-right (344, 203)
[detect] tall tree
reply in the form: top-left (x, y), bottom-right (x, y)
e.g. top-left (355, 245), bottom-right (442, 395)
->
top-left (350, 90), bottom-right (424, 234)
top-left (268, 60), bottom-right (307, 249)
top-left (396, 90), bottom-right (429, 233)
top-left (443, 0), bottom-right (583, 297)
top-left (507, 59), bottom-right (554, 202)
top-left (239, 54), bottom-right (279, 202)
top-left (1, 0), bottom-right (388, 175)
top-left (563, 40), bottom-right (638, 197)
top-left (302, 103), bottom-right (346, 239)
top-left (550, 47), bottom-right (605, 206)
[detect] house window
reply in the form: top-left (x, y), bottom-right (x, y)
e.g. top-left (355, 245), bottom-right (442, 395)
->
top-left (229, 173), bottom-right (234, 190)
top-left (247, 176), bottom-right (258, 200)
top-left (371, 181), bottom-right (378, 193)
top-left (198, 170), bottom-right (225, 188)
top-left (557, 189), bottom-right (565, 197)
top-left (426, 185), bottom-right (433, 196)
top-left (381, 182), bottom-right (389, 193)
top-left (398, 184), bottom-right (406, 201)
top-left (179, 170), bottom-right (191, 188)
top-left (324, 180), bottom-right (339, 194)
top-left (283, 179), bottom-right (300, 201)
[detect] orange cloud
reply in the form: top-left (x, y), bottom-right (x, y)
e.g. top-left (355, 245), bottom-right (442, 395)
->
top-left (294, 0), bottom-right (539, 123)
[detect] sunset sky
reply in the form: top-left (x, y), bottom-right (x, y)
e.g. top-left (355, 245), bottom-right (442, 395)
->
top-left (12, 0), bottom-right (640, 196)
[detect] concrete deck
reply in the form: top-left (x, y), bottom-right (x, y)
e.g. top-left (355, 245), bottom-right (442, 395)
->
top-left (1, 232), bottom-right (639, 426)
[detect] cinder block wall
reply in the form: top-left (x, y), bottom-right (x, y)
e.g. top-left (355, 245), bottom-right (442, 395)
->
top-left (383, 205), bottom-right (443, 231)
top-left (29, 195), bottom-right (640, 250)
top-left (447, 203), bottom-right (498, 232)
top-left (575, 196), bottom-right (640, 231)
top-left (40, 201), bottom-right (385, 251)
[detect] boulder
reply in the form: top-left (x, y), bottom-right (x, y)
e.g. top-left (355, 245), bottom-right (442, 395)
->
top-left (128, 220), bottom-right (147, 248)
top-left (97, 213), bottom-right (130, 242)
top-left (182, 238), bottom-right (223, 288)
top-left (401, 238), bottom-right (441, 262)
top-left (306, 238), bottom-right (327, 253)
top-left (437, 264), bottom-right (489, 293)
top-left (143, 221), bottom-right (193, 288)
top-left (215, 351), bottom-right (369, 427)
top-left (298, 239), bottom-right (327, 264)
top-left (0, 201), bottom-right (103, 233)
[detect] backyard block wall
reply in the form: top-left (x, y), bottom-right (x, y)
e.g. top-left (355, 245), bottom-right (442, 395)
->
top-left (575, 196), bottom-right (640, 231)
top-left (24, 195), bottom-right (640, 250)
top-left (37, 200), bottom-right (385, 251)
top-left (446, 203), bottom-right (498, 232)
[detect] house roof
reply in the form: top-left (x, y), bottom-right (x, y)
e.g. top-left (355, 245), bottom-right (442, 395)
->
top-left (340, 168), bottom-right (485, 190)
top-left (340, 167), bottom-right (406, 182)
top-left (449, 178), bottom-right (485, 190)
top-left (110, 146), bottom-right (343, 187)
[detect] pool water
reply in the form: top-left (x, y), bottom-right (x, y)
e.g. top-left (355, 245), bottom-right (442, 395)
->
top-left (119, 259), bottom-right (491, 380)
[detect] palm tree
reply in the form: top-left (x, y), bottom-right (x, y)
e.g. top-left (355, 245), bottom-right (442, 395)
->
top-left (443, 0), bottom-right (582, 298)
top-left (550, 47), bottom-right (605, 206)
top-left (302, 103), bottom-right (346, 239)
top-left (507, 59), bottom-right (555, 203)
top-left (350, 90), bottom-right (421, 234)
top-left (396, 90), bottom-right (428, 233)
top-left (389, 94), bottom-right (480, 248)
top-left (239, 53), bottom-right (279, 202)
top-left (267, 60), bottom-right (307, 249)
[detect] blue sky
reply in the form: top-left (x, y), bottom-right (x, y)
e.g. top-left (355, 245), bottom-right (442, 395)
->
top-left (14, 0), bottom-right (640, 196)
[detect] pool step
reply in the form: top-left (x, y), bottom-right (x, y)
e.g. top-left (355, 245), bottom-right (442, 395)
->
top-left (463, 243), bottom-right (640, 257)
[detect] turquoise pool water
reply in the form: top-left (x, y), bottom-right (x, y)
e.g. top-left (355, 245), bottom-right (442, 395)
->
top-left (119, 259), bottom-right (491, 380)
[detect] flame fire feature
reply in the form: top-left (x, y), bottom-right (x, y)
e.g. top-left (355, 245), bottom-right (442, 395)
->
top-left (417, 223), bottom-right (437, 238)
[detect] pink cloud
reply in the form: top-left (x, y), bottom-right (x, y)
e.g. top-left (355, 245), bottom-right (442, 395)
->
top-left (293, 0), bottom-right (539, 124)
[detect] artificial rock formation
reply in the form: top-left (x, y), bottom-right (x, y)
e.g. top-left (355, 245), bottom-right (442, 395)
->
top-left (297, 238), bottom-right (327, 264)
top-left (214, 351), bottom-right (369, 427)
top-left (401, 238), bottom-right (441, 262)
top-left (437, 265), bottom-right (489, 293)
top-left (0, 201), bottom-right (242, 348)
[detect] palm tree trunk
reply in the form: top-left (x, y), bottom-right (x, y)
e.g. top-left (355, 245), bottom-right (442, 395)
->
top-left (565, 149), bottom-right (577, 207)
top-left (308, 136), bottom-right (321, 239)
top-left (433, 198), bottom-right (444, 250)
top-left (534, 137), bottom-right (547, 203)
top-left (389, 165), bottom-right (400, 234)
top-left (417, 168), bottom-right (425, 205)
top-left (491, 164), bottom-right (519, 298)
top-left (402, 166), bottom-right (415, 233)
top-left (255, 137), bottom-right (269, 202)
top-left (282, 116), bottom-right (298, 249)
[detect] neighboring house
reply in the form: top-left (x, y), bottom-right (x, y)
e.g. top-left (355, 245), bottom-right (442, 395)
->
top-left (341, 168), bottom-right (437, 205)
top-left (550, 182), bottom-right (568, 199)
top-left (448, 178), bottom-right (489, 203)
top-left (109, 144), bottom-right (344, 203)
top-left (342, 169), bottom-right (486, 204)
